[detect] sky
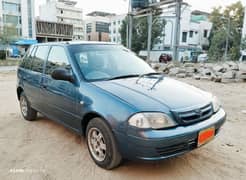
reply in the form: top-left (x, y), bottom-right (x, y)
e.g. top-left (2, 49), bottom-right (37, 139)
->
top-left (35, 0), bottom-right (245, 17)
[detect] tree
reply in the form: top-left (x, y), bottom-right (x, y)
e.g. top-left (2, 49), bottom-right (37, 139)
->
top-left (208, 1), bottom-right (245, 61)
top-left (119, 16), bottom-right (166, 54)
top-left (0, 25), bottom-right (19, 59)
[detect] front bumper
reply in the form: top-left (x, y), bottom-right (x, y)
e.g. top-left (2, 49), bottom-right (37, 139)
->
top-left (115, 108), bottom-right (226, 161)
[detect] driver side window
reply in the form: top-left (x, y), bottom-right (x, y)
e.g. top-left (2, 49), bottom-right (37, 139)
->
top-left (46, 46), bottom-right (70, 75)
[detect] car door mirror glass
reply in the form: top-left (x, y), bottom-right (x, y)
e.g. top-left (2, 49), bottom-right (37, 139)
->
top-left (51, 68), bottom-right (75, 83)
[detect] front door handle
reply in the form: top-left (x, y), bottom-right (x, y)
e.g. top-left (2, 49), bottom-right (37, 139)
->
top-left (42, 85), bottom-right (47, 89)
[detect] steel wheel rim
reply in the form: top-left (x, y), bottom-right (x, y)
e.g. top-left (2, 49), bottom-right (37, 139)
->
top-left (20, 96), bottom-right (28, 117)
top-left (87, 127), bottom-right (107, 162)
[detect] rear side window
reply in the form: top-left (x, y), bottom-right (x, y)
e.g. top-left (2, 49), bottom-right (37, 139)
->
top-left (45, 46), bottom-right (70, 75)
top-left (31, 46), bottom-right (50, 73)
top-left (20, 46), bottom-right (35, 69)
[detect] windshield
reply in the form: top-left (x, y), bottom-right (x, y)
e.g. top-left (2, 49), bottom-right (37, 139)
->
top-left (68, 44), bottom-right (154, 81)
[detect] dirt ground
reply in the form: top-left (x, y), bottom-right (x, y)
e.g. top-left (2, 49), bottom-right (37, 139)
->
top-left (0, 71), bottom-right (246, 180)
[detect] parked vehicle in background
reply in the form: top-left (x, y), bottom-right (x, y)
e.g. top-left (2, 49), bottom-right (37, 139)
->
top-left (159, 53), bottom-right (172, 63)
top-left (17, 42), bottom-right (226, 170)
top-left (198, 53), bottom-right (208, 62)
top-left (239, 51), bottom-right (246, 62)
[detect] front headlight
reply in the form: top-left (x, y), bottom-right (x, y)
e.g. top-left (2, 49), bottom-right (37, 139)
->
top-left (128, 113), bottom-right (177, 129)
top-left (212, 96), bottom-right (221, 113)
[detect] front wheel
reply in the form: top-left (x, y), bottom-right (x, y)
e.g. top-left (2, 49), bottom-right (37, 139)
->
top-left (86, 118), bottom-right (122, 169)
top-left (19, 92), bottom-right (37, 121)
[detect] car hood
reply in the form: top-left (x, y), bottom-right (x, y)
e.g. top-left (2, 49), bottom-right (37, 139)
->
top-left (92, 77), bottom-right (212, 111)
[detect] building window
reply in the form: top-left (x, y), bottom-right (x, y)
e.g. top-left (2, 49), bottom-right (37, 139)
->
top-left (204, 30), bottom-right (208, 38)
top-left (182, 32), bottom-right (187, 43)
top-left (2, 2), bottom-right (20, 12)
top-left (86, 23), bottom-right (92, 33)
top-left (189, 31), bottom-right (193, 38)
top-left (113, 28), bottom-right (116, 34)
top-left (118, 20), bottom-right (121, 24)
top-left (61, 10), bottom-right (63, 14)
top-left (96, 22), bottom-right (109, 33)
top-left (113, 21), bottom-right (116, 25)
top-left (3, 15), bottom-right (19, 25)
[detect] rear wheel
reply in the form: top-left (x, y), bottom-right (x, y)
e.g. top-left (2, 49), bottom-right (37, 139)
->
top-left (86, 118), bottom-right (122, 169)
top-left (19, 92), bottom-right (37, 121)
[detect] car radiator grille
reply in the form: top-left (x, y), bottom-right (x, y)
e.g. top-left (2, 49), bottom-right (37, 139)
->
top-left (172, 103), bottom-right (214, 125)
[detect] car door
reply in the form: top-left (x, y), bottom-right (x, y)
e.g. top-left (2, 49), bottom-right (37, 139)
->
top-left (28, 45), bottom-right (50, 110)
top-left (41, 46), bottom-right (81, 131)
top-left (20, 45), bottom-right (50, 111)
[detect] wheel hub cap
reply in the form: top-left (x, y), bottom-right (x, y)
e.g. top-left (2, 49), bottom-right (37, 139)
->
top-left (88, 128), bottom-right (106, 162)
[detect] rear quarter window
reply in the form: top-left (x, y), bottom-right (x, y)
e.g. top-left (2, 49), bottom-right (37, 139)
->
top-left (31, 46), bottom-right (50, 73)
top-left (20, 46), bottom-right (35, 69)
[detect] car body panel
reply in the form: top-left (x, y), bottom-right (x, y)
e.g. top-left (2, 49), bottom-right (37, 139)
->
top-left (92, 77), bottom-right (212, 111)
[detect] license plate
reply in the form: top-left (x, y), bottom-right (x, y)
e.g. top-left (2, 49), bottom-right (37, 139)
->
top-left (198, 127), bottom-right (215, 147)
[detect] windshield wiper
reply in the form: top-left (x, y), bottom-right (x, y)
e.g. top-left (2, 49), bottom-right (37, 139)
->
top-left (136, 72), bottom-right (163, 84)
top-left (108, 74), bottom-right (139, 80)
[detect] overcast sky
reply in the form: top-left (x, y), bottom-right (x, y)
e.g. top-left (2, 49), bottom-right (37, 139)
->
top-left (35, 0), bottom-right (245, 17)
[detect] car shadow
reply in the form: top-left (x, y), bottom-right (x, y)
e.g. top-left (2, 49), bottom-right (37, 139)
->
top-left (35, 114), bottom-right (201, 175)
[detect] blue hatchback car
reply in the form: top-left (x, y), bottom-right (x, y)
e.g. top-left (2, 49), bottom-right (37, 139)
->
top-left (17, 42), bottom-right (226, 169)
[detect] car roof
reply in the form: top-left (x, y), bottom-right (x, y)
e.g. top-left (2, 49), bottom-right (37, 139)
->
top-left (33, 41), bottom-right (118, 47)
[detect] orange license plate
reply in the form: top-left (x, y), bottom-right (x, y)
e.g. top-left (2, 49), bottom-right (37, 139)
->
top-left (198, 127), bottom-right (215, 147)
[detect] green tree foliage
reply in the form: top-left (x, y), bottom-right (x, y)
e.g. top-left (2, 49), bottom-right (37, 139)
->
top-left (119, 16), bottom-right (165, 53)
top-left (0, 26), bottom-right (19, 59)
top-left (0, 26), bottom-right (19, 45)
top-left (208, 1), bottom-right (244, 61)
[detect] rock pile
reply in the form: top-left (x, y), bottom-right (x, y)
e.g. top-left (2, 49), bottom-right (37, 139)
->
top-left (151, 61), bottom-right (246, 83)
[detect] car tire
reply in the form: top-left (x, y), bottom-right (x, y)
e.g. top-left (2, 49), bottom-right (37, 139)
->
top-left (19, 92), bottom-right (37, 121)
top-left (86, 117), bottom-right (122, 170)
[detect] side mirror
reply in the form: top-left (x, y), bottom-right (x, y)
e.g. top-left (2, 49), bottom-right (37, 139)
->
top-left (51, 68), bottom-right (75, 83)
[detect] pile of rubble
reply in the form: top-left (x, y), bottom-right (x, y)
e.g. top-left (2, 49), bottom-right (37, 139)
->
top-left (151, 61), bottom-right (246, 83)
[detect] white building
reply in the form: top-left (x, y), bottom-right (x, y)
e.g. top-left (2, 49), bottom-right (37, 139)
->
top-left (153, 4), bottom-right (212, 52)
top-left (85, 11), bottom-right (115, 42)
top-left (109, 14), bottom-right (126, 44)
top-left (39, 0), bottom-right (84, 40)
top-left (0, 0), bottom-right (36, 39)
top-left (242, 6), bottom-right (246, 40)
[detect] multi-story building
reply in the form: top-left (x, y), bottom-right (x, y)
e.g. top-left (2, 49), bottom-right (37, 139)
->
top-left (0, 0), bottom-right (36, 39)
top-left (153, 4), bottom-right (212, 52)
top-left (35, 20), bottom-right (73, 42)
top-left (85, 11), bottom-right (115, 42)
top-left (39, 0), bottom-right (84, 40)
top-left (109, 14), bottom-right (126, 44)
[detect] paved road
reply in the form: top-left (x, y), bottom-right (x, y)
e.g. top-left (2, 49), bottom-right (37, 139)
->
top-left (0, 66), bottom-right (17, 72)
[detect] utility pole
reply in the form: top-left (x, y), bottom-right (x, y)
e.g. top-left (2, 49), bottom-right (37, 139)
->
top-left (224, 17), bottom-right (230, 61)
top-left (127, 0), bottom-right (133, 49)
top-left (173, 0), bottom-right (182, 61)
top-left (147, 12), bottom-right (153, 62)
top-left (129, 15), bottom-right (133, 49)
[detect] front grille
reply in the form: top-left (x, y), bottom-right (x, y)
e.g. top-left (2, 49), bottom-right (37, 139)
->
top-left (172, 103), bottom-right (213, 125)
top-left (156, 139), bottom-right (197, 156)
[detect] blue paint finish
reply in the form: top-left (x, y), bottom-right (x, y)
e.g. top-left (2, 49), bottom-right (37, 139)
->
top-left (17, 42), bottom-right (226, 161)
